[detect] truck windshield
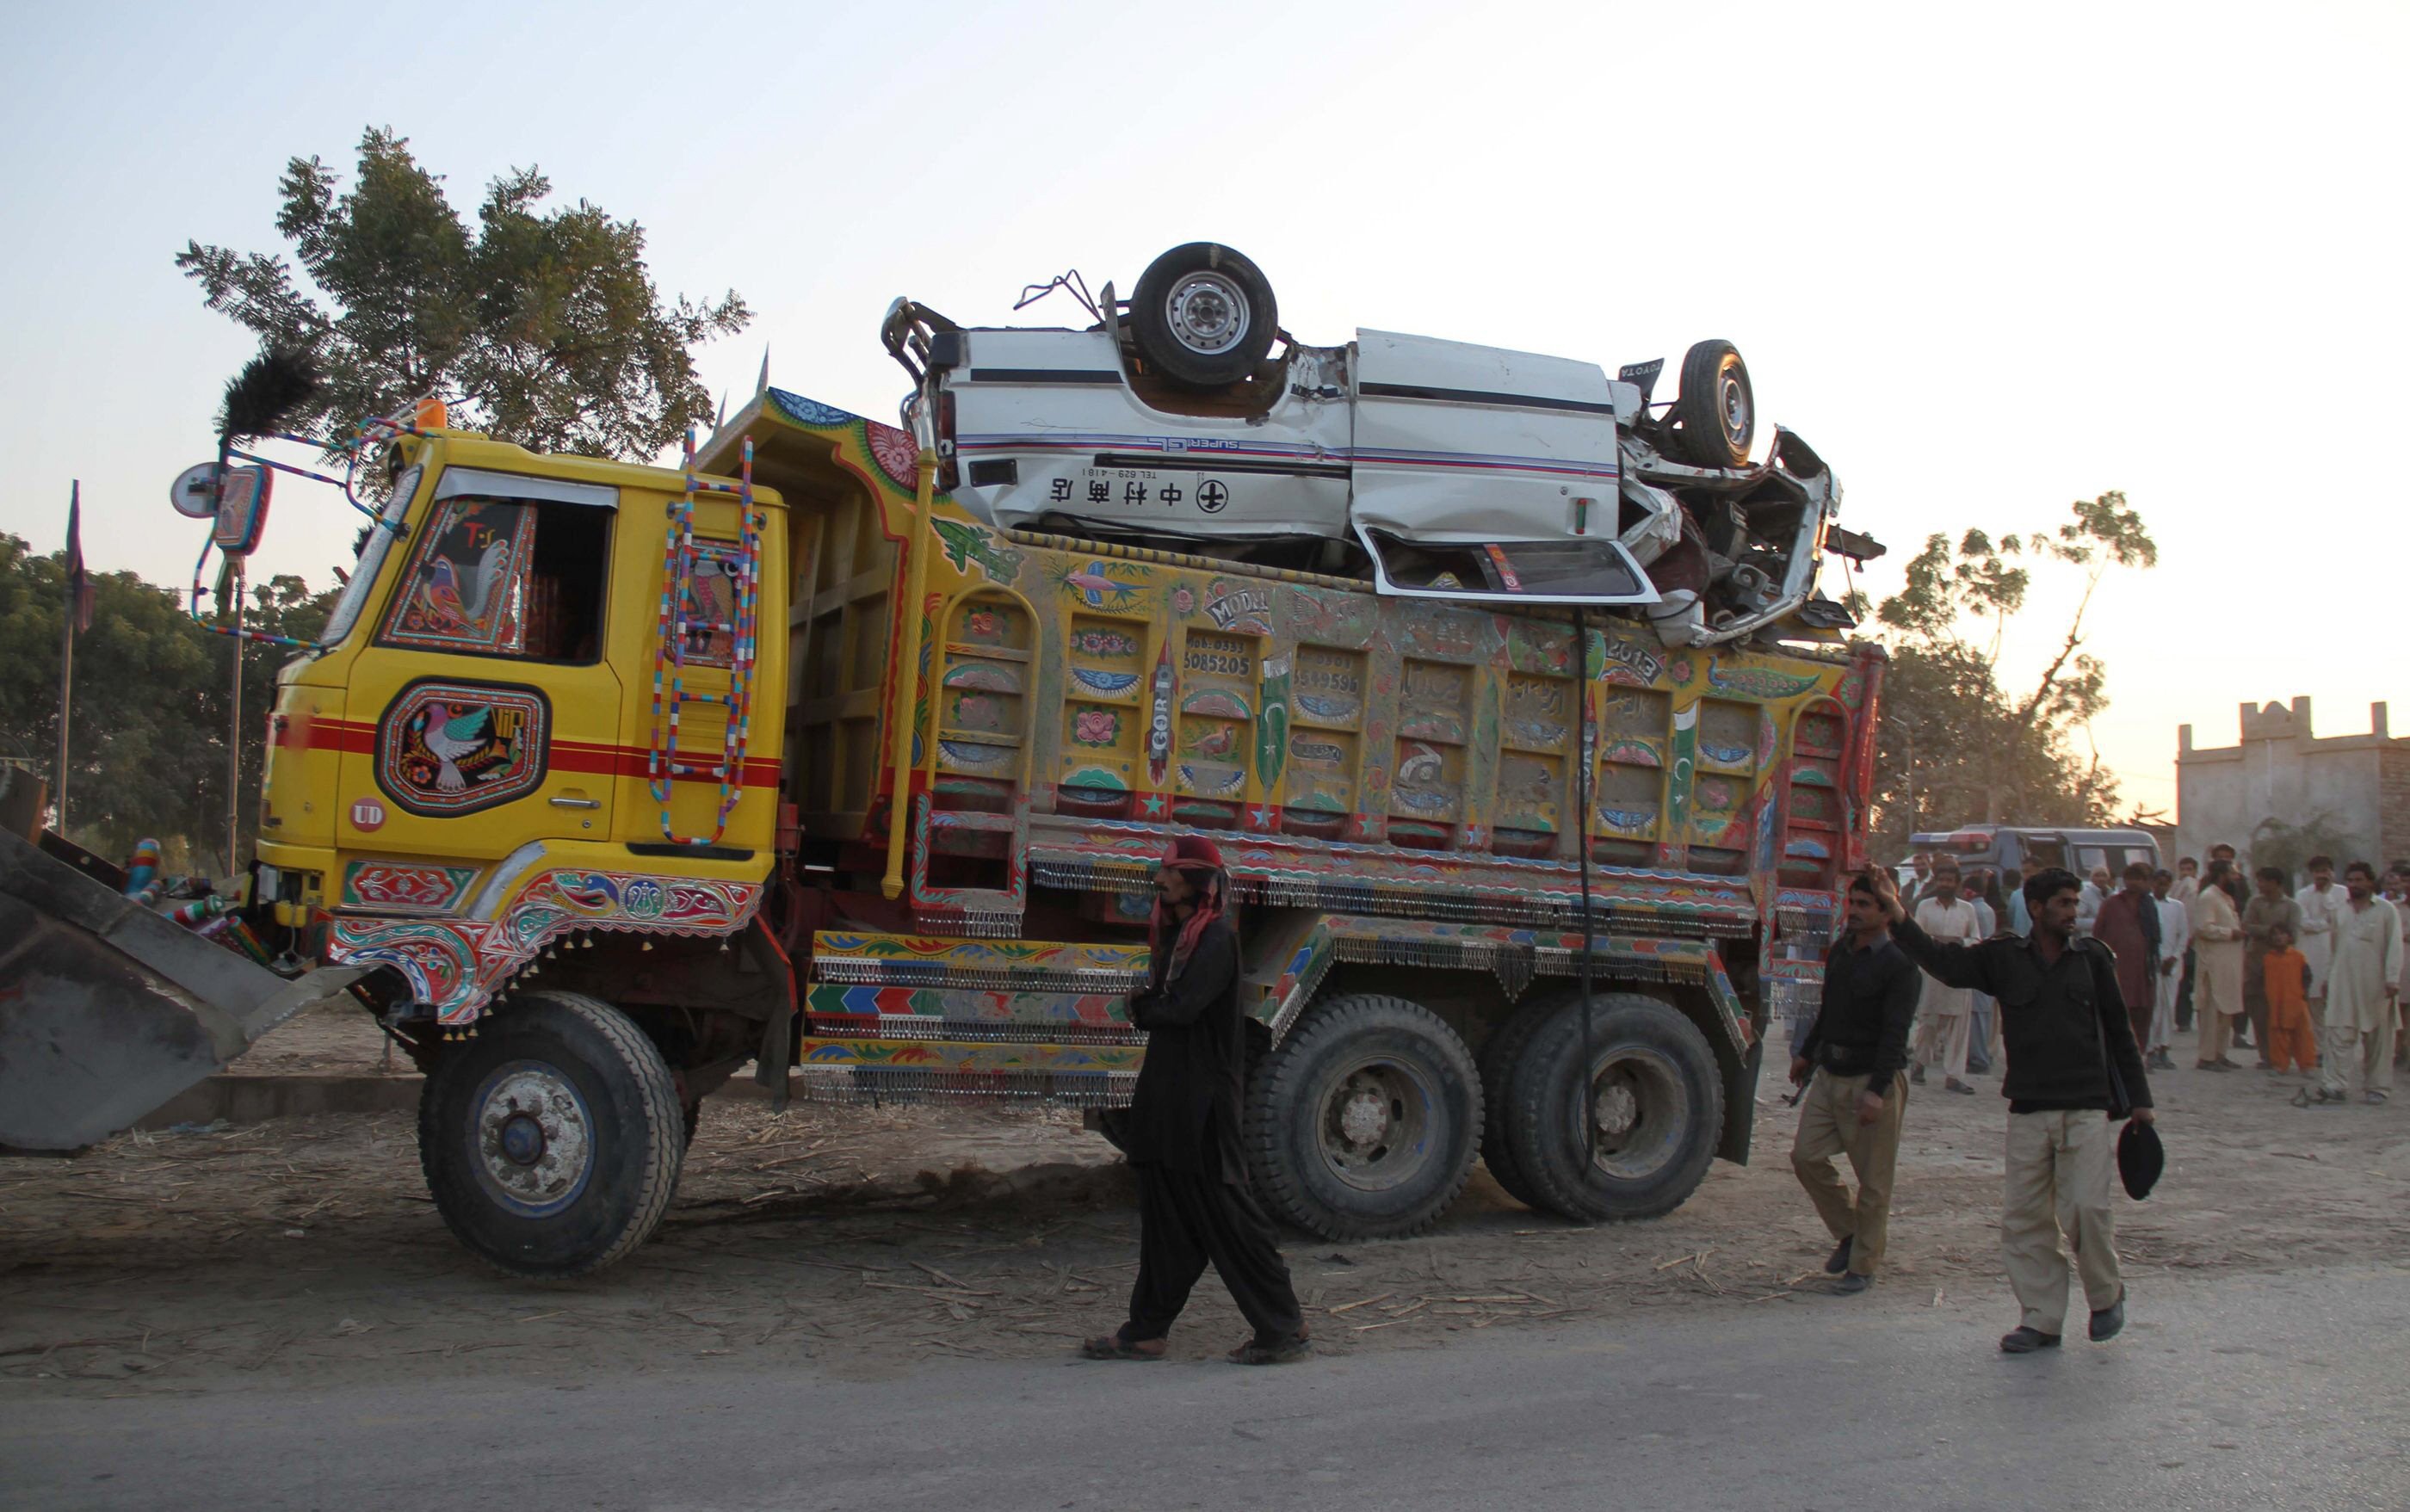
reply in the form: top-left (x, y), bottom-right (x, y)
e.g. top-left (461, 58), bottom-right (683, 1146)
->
top-left (318, 463), bottom-right (422, 648)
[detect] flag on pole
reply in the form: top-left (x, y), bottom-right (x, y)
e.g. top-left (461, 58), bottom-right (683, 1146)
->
top-left (65, 481), bottom-right (95, 633)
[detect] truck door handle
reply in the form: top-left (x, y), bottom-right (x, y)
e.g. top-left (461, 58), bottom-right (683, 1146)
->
top-left (549, 796), bottom-right (602, 810)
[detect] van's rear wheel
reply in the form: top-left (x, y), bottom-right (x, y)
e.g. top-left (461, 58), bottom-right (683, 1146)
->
top-left (1131, 243), bottom-right (1279, 389)
top-left (418, 991), bottom-right (685, 1277)
top-left (1244, 993), bottom-right (1480, 1239)
top-left (1500, 993), bottom-right (1723, 1223)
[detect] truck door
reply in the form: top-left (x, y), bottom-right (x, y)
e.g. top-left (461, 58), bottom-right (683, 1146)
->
top-left (337, 469), bottom-right (622, 867)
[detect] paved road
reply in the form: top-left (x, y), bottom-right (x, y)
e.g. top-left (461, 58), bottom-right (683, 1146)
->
top-left (7, 1262), bottom-right (2404, 1511)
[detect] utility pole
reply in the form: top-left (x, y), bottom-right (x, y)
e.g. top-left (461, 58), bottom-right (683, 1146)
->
top-left (225, 559), bottom-right (245, 875)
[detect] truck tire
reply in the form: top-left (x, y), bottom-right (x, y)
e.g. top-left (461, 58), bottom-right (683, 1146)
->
top-left (1476, 995), bottom-right (1555, 1209)
top-left (1244, 993), bottom-right (1480, 1239)
top-left (1672, 339), bottom-right (1753, 469)
top-left (1130, 243), bottom-right (1279, 389)
top-left (417, 991), bottom-right (685, 1278)
top-left (1500, 993), bottom-right (1724, 1224)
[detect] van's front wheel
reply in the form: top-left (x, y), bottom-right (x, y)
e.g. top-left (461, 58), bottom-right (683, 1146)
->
top-left (418, 991), bottom-right (685, 1278)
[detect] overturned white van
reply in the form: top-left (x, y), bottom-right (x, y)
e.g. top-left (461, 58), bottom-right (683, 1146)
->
top-left (883, 244), bottom-right (1873, 646)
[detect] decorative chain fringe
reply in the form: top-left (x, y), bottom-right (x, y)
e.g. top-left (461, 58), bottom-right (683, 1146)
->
top-left (785, 1068), bottom-right (1139, 1108)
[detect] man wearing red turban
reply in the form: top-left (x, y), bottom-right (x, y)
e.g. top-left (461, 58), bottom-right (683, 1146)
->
top-left (1083, 836), bottom-right (1308, 1364)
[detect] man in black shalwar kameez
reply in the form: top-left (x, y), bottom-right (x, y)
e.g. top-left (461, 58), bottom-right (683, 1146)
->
top-left (1081, 836), bottom-right (1308, 1364)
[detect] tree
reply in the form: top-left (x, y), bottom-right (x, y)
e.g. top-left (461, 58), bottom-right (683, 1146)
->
top-left (176, 127), bottom-right (750, 460)
top-left (0, 536), bottom-right (339, 872)
top-left (1860, 492), bottom-right (2158, 855)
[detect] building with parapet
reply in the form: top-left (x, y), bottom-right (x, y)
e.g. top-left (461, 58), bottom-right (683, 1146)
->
top-left (2173, 698), bottom-right (2410, 878)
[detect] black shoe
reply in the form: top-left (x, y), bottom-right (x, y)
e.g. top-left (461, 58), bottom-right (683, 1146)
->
top-left (1910, 1065), bottom-right (1927, 1085)
top-left (1999, 1326), bottom-right (2062, 1354)
top-left (1824, 1235), bottom-right (1854, 1274)
top-left (2089, 1292), bottom-right (2127, 1342)
top-left (1833, 1272), bottom-right (1873, 1295)
top-left (1944, 1077), bottom-right (1977, 1095)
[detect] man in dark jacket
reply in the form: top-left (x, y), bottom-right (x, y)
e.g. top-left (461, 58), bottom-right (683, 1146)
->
top-left (1880, 867), bottom-right (2158, 1354)
top-left (1790, 871), bottom-right (1921, 1294)
top-left (1082, 836), bottom-right (1307, 1365)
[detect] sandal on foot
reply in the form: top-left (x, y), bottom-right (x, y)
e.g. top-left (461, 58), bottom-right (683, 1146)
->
top-left (1080, 1328), bottom-right (1165, 1361)
top-left (1228, 1328), bottom-right (1312, 1366)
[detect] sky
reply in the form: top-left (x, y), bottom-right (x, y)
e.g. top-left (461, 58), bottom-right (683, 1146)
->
top-left (4, 0), bottom-right (2405, 821)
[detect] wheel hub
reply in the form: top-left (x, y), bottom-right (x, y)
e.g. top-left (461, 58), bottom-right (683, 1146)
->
top-left (1581, 1048), bottom-right (1690, 1179)
top-left (497, 1111), bottom-right (547, 1164)
top-left (1593, 1083), bottom-right (1640, 1138)
top-left (1721, 379), bottom-right (1751, 443)
top-left (472, 1064), bottom-right (593, 1214)
top-left (1165, 273), bottom-right (1249, 355)
top-left (1338, 1084), bottom-right (1392, 1148)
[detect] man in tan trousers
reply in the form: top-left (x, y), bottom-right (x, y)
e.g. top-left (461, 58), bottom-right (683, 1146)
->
top-left (1790, 872), bottom-right (1922, 1294)
top-left (1882, 867), bottom-right (2158, 1354)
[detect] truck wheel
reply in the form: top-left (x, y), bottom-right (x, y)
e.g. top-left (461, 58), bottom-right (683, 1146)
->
top-left (1501, 993), bottom-right (1723, 1223)
top-left (417, 991), bottom-right (685, 1278)
top-left (1130, 242), bottom-right (1279, 389)
top-left (1476, 996), bottom-right (1554, 1209)
top-left (1244, 993), bottom-right (1480, 1239)
top-left (1672, 340), bottom-right (1753, 469)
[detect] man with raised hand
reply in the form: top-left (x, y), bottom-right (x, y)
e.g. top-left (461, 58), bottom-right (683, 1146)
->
top-left (1876, 867), bottom-right (2157, 1355)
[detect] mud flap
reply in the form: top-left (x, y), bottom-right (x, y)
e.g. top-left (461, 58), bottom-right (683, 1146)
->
top-left (1717, 1036), bottom-right (1766, 1165)
top-left (745, 921), bottom-right (798, 1111)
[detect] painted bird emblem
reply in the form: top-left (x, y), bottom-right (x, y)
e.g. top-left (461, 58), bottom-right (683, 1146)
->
top-left (418, 557), bottom-right (467, 628)
top-left (419, 540), bottom-right (510, 632)
top-left (1061, 562), bottom-right (1140, 609)
top-left (1183, 722), bottom-right (1238, 760)
top-left (417, 702), bottom-right (493, 792)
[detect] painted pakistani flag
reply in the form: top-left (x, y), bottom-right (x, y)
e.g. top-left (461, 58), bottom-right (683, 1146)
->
top-left (1257, 652), bottom-right (1291, 791)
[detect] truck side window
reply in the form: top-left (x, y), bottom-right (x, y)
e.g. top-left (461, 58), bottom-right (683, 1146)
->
top-left (378, 496), bottom-right (610, 663)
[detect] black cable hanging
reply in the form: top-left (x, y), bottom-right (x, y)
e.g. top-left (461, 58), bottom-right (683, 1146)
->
top-left (1573, 604), bottom-right (1598, 1170)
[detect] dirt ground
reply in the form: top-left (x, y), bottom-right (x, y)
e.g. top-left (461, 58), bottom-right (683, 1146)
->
top-left (6, 1002), bottom-right (2408, 1401)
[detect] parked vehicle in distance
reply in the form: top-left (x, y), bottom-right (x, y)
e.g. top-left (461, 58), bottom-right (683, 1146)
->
top-left (1912, 826), bottom-right (2161, 885)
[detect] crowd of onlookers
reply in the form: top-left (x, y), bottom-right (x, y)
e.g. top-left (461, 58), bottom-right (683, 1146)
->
top-left (1894, 848), bottom-right (2405, 1105)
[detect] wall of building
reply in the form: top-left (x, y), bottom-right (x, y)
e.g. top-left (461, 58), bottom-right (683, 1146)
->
top-left (2172, 697), bottom-right (2401, 873)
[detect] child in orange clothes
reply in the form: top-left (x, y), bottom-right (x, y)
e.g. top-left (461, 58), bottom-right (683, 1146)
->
top-left (2263, 925), bottom-right (2320, 1077)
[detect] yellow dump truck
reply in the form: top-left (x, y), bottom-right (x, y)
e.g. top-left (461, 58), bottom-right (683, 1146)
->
top-left (3, 382), bottom-right (1884, 1278)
